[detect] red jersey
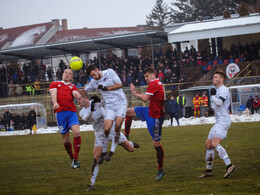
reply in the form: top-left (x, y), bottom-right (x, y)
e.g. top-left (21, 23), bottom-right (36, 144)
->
top-left (145, 78), bottom-right (165, 118)
top-left (49, 81), bottom-right (78, 113)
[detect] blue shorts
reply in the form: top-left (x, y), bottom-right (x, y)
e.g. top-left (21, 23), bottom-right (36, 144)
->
top-left (56, 111), bottom-right (80, 135)
top-left (134, 107), bottom-right (164, 141)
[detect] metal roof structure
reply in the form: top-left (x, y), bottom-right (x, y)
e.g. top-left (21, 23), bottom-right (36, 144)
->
top-left (0, 30), bottom-right (168, 62)
top-left (168, 14), bottom-right (260, 43)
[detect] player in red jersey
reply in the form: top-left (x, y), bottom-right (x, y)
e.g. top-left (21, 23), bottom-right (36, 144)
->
top-left (49, 69), bottom-right (82, 169)
top-left (125, 67), bottom-right (166, 181)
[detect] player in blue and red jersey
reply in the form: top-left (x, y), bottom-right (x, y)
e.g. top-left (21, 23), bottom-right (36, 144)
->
top-left (125, 67), bottom-right (166, 181)
top-left (49, 69), bottom-right (82, 169)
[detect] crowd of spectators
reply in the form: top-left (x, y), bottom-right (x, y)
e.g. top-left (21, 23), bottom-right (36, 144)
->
top-left (0, 41), bottom-right (260, 98)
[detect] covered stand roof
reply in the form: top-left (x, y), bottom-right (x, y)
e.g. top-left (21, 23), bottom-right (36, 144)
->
top-left (0, 30), bottom-right (167, 61)
top-left (168, 14), bottom-right (260, 43)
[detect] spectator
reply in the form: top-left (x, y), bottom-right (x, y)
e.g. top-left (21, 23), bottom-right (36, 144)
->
top-left (28, 106), bottom-right (37, 134)
top-left (4, 109), bottom-right (11, 131)
top-left (157, 69), bottom-right (165, 83)
top-left (168, 96), bottom-right (179, 126)
top-left (253, 96), bottom-right (260, 114)
top-left (176, 92), bottom-right (186, 118)
top-left (56, 68), bottom-right (61, 81)
top-left (34, 79), bottom-right (40, 95)
top-left (15, 82), bottom-right (23, 96)
top-left (126, 73), bottom-right (134, 86)
top-left (39, 63), bottom-right (46, 81)
top-left (137, 69), bottom-right (145, 86)
top-left (47, 66), bottom-right (53, 81)
top-left (246, 96), bottom-right (254, 114)
top-left (193, 94), bottom-right (201, 117)
top-left (8, 80), bottom-right (15, 97)
top-left (76, 82), bottom-right (82, 88)
top-left (200, 91), bottom-right (209, 117)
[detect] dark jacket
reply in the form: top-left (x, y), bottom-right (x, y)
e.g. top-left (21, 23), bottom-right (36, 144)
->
top-left (28, 110), bottom-right (36, 124)
top-left (168, 100), bottom-right (179, 114)
top-left (246, 98), bottom-right (254, 108)
top-left (3, 111), bottom-right (11, 122)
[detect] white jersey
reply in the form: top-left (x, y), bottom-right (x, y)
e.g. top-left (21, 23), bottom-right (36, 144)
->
top-left (212, 85), bottom-right (231, 124)
top-left (79, 101), bottom-right (105, 137)
top-left (85, 69), bottom-right (127, 109)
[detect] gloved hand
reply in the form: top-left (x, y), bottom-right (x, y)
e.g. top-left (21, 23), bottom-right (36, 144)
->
top-left (90, 95), bottom-right (101, 103)
top-left (90, 101), bottom-right (95, 112)
top-left (98, 85), bottom-right (108, 91)
top-left (210, 88), bottom-right (216, 96)
top-left (208, 108), bottom-right (214, 116)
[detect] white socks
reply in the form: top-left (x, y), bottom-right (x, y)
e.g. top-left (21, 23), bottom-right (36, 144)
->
top-left (206, 148), bottom-right (214, 170)
top-left (215, 144), bottom-right (231, 166)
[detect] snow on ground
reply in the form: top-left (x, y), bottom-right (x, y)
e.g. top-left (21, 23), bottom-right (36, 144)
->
top-left (0, 114), bottom-right (259, 137)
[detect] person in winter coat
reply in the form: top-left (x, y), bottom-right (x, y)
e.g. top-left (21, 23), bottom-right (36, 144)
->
top-left (3, 109), bottom-right (12, 130)
top-left (246, 96), bottom-right (254, 114)
top-left (253, 96), bottom-right (260, 114)
top-left (168, 96), bottom-right (179, 126)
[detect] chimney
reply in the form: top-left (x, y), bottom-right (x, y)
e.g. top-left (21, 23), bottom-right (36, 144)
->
top-left (51, 19), bottom-right (60, 27)
top-left (62, 19), bottom-right (68, 30)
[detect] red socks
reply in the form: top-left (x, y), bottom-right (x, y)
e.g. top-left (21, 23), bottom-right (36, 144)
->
top-left (155, 144), bottom-right (164, 170)
top-left (73, 136), bottom-right (81, 160)
top-left (64, 142), bottom-right (74, 160)
top-left (124, 116), bottom-right (132, 136)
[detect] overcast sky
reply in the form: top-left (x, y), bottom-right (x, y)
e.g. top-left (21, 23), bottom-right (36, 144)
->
top-left (1, 0), bottom-right (173, 29)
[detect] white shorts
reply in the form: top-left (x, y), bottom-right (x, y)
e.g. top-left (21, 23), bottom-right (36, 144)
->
top-left (94, 134), bottom-right (106, 147)
top-left (208, 123), bottom-right (231, 140)
top-left (104, 104), bottom-right (127, 120)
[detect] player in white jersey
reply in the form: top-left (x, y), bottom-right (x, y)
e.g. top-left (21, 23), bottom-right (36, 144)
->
top-left (78, 94), bottom-right (139, 192)
top-left (198, 69), bottom-right (236, 179)
top-left (82, 65), bottom-right (127, 145)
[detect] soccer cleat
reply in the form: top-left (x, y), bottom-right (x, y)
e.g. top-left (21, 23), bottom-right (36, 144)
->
top-left (133, 141), bottom-right (140, 148)
top-left (86, 184), bottom-right (96, 192)
top-left (125, 134), bottom-right (130, 140)
top-left (104, 151), bottom-right (114, 161)
top-left (197, 169), bottom-right (213, 179)
top-left (224, 165), bottom-right (236, 179)
top-left (156, 169), bottom-right (166, 181)
top-left (114, 132), bottom-right (120, 143)
top-left (97, 152), bottom-right (107, 164)
top-left (71, 159), bottom-right (80, 169)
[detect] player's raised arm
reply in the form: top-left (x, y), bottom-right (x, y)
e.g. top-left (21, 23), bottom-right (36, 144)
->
top-left (130, 83), bottom-right (150, 102)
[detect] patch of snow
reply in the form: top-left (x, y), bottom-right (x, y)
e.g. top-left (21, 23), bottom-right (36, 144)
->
top-left (1, 114), bottom-right (259, 137)
top-left (9, 26), bottom-right (47, 47)
top-left (0, 34), bottom-right (8, 42)
top-left (98, 30), bottom-right (137, 37)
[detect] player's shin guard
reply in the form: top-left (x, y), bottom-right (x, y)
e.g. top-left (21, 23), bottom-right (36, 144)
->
top-left (215, 144), bottom-right (231, 166)
top-left (155, 144), bottom-right (164, 170)
top-left (64, 142), bottom-right (74, 160)
top-left (73, 136), bottom-right (81, 160)
top-left (206, 148), bottom-right (214, 170)
top-left (124, 116), bottom-right (132, 138)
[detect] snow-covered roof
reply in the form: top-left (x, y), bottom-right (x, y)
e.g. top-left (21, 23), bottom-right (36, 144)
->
top-left (168, 14), bottom-right (260, 43)
top-left (228, 84), bottom-right (260, 90)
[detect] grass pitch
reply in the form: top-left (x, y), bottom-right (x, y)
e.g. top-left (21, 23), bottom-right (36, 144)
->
top-left (0, 122), bottom-right (260, 194)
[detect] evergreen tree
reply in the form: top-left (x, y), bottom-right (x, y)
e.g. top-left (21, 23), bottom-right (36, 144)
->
top-left (171, 0), bottom-right (238, 22)
top-left (146, 0), bottom-right (171, 29)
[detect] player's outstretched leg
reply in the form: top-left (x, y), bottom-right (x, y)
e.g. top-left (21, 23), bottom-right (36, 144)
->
top-left (64, 142), bottom-right (74, 160)
top-left (71, 135), bottom-right (81, 169)
top-left (124, 116), bottom-right (132, 140)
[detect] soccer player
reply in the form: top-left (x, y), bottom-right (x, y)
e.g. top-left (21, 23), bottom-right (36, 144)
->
top-left (198, 69), bottom-right (236, 179)
top-left (78, 94), bottom-right (139, 192)
top-left (125, 67), bottom-right (166, 181)
top-left (49, 69), bottom-right (82, 169)
top-left (82, 65), bottom-right (127, 145)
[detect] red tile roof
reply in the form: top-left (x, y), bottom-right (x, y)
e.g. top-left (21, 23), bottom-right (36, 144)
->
top-left (0, 22), bottom-right (53, 49)
top-left (48, 27), bottom-right (145, 43)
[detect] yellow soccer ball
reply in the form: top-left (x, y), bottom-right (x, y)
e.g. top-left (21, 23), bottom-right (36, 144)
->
top-left (69, 56), bottom-right (83, 71)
